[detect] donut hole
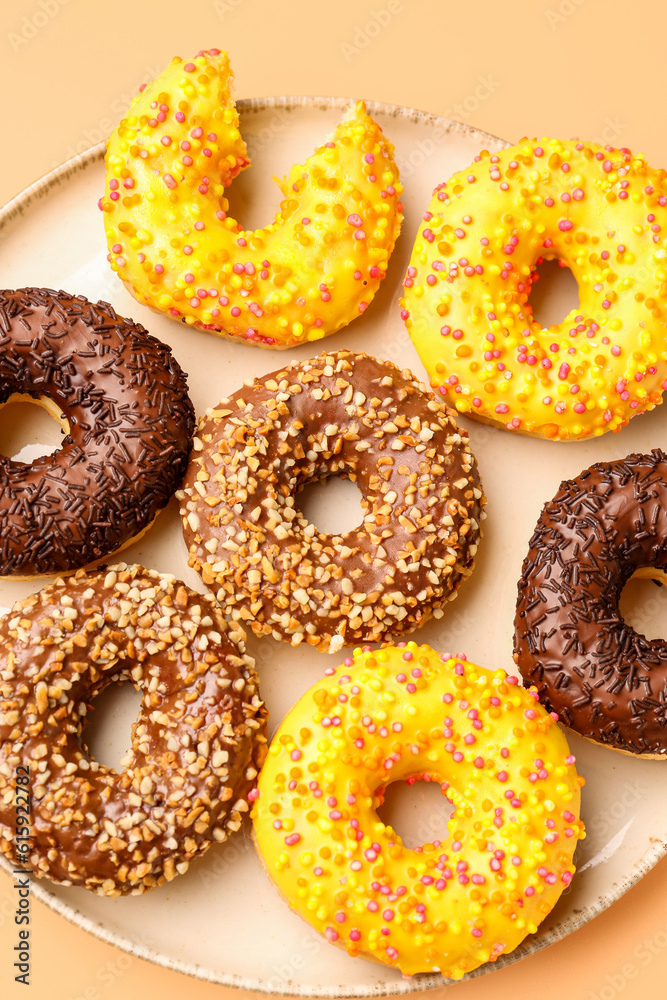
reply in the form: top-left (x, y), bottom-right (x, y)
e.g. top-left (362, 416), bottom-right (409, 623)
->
top-left (528, 258), bottom-right (580, 329)
top-left (295, 475), bottom-right (365, 535)
top-left (619, 569), bottom-right (667, 641)
top-left (82, 680), bottom-right (143, 772)
top-left (0, 393), bottom-right (69, 463)
top-left (376, 777), bottom-right (455, 850)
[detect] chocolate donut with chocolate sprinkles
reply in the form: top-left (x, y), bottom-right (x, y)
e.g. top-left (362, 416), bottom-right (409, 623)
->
top-left (179, 350), bottom-right (485, 653)
top-left (514, 449), bottom-right (667, 756)
top-left (0, 288), bottom-right (195, 577)
top-left (0, 564), bottom-right (267, 895)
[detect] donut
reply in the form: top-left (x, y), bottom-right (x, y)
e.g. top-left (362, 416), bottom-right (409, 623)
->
top-left (400, 137), bottom-right (667, 441)
top-left (252, 641), bottom-right (585, 978)
top-left (102, 49), bottom-right (403, 349)
top-left (178, 350), bottom-right (484, 653)
top-left (0, 288), bottom-right (194, 578)
top-left (515, 449), bottom-right (667, 756)
top-left (0, 563), bottom-right (267, 895)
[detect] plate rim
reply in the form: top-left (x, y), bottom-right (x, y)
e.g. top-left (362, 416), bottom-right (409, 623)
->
top-left (1, 93), bottom-right (664, 999)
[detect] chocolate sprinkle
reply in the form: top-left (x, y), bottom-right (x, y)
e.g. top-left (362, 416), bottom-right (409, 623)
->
top-left (0, 288), bottom-right (195, 576)
top-left (514, 449), bottom-right (667, 755)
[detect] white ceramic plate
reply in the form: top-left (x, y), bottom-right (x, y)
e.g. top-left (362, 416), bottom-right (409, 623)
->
top-left (1, 96), bottom-right (667, 997)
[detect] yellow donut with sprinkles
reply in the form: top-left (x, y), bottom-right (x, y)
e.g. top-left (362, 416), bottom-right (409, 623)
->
top-left (102, 49), bottom-right (403, 349)
top-left (400, 138), bottom-right (667, 440)
top-left (252, 642), bottom-right (585, 978)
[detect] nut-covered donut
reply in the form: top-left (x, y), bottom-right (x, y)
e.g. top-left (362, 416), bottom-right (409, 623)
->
top-left (252, 642), bottom-right (585, 978)
top-left (515, 450), bottom-right (667, 756)
top-left (400, 138), bottom-right (667, 441)
top-left (0, 288), bottom-right (195, 577)
top-left (179, 351), bottom-right (485, 653)
top-left (0, 564), bottom-right (267, 895)
top-left (103, 49), bottom-right (403, 348)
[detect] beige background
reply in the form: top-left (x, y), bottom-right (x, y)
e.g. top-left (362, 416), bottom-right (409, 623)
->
top-left (1, 0), bottom-right (666, 997)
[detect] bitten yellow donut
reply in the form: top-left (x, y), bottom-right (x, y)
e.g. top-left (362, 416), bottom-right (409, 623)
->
top-left (102, 49), bottom-right (403, 348)
top-left (400, 138), bottom-right (667, 440)
top-left (252, 642), bottom-right (585, 978)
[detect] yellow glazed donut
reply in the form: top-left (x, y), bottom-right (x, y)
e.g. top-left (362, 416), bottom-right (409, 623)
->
top-left (252, 642), bottom-right (585, 978)
top-left (400, 138), bottom-right (667, 440)
top-left (102, 49), bottom-right (403, 348)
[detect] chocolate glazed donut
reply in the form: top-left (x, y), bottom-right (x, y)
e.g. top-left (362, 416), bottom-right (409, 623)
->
top-left (180, 350), bottom-right (484, 653)
top-left (514, 450), bottom-right (667, 756)
top-left (0, 288), bottom-right (195, 577)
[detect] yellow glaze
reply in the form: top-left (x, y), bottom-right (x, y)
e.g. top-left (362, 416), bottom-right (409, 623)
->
top-left (102, 49), bottom-right (403, 348)
top-left (252, 642), bottom-right (585, 978)
top-left (401, 137), bottom-right (667, 440)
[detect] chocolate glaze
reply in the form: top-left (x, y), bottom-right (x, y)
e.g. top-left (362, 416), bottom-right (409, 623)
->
top-left (0, 564), bottom-right (267, 895)
top-left (514, 450), bottom-right (667, 755)
top-left (0, 288), bottom-right (195, 576)
top-left (180, 350), bottom-right (485, 653)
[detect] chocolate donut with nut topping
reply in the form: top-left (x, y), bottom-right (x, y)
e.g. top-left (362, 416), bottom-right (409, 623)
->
top-left (0, 288), bottom-right (195, 577)
top-left (179, 350), bottom-right (485, 653)
top-left (0, 564), bottom-right (267, 895)
top-left (515, 450), bottom-right (667, 756)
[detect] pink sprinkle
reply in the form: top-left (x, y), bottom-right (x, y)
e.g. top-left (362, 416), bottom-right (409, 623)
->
top-left (558, 220), bottom-right (574, 232)
top-left (290, 749), bottom-right (302, 761)
top-left (284, 834), bottom-right (301, 846)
